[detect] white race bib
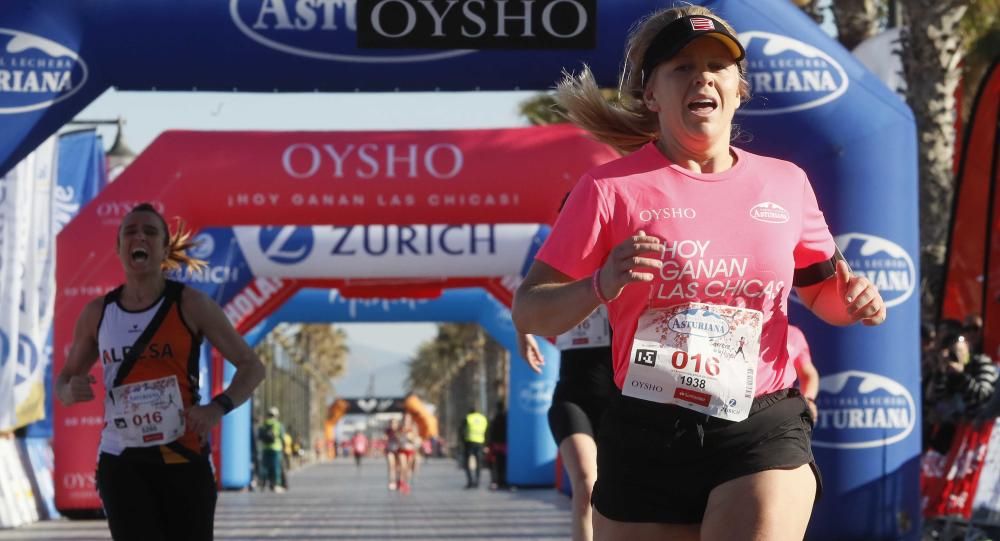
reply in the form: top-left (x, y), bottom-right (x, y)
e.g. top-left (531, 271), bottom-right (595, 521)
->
top-left (623, 302), bottom-right (762, 421)
top-left (556, 305), bottom-right (611, 350)
top-left (108, 376), bottom-right (186, 447)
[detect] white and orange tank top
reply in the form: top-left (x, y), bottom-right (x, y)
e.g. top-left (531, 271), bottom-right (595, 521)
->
top-left (97, 280), bottom-right (205, 463)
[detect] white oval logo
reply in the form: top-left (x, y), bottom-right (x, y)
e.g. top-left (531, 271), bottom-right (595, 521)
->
top-left (229, 0), bottom-right (474, 64)
top-left (835, 233), bottom-right (915, 308)
top-left (736, 31), bottom-right (849, 116)
top-left (812, 370), bottom-right (916, 449)
top-left (0, 28), bottom-right (89, 114)
top-left (749, 201), bottom-right (790, 224)
top-left (667, 308), bottom-right (730, 338)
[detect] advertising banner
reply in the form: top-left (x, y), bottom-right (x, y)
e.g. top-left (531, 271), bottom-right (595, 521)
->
top-left (922, 422), bottom-right (993, 519)
top-left (233, 224), bottom-right (543, 278)
top-left (940, 61), bottom-right (999, 322)
top-left (0, 138), bottom-right (56, 431)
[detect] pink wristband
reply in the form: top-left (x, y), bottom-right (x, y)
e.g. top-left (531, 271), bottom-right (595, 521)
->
top-left (592, 268), bottom-right (611, 304)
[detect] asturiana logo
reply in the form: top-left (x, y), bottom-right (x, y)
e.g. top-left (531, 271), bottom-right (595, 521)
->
top-left (127, 389), bottom-right (163, 405)
top-left (812, 370), bottom-right (916, 449)
top-left (835, 233), bottom-right (915, 308)
top-left (229, 0), bottom-right (473, 63)
top-left (0, 28), bottom-right (88, 114)
top-left (749, 202), bottom-right (790, 224)
top-left (518, 380), bottom-right (555, 414)
top-left (736, 31), bottom-right (848, 116)
top-left (668, 308), bottom-right (730, 338)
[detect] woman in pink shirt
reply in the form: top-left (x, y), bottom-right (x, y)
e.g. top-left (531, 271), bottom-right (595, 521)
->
top-left (512, 5), bottom-right (886, 541)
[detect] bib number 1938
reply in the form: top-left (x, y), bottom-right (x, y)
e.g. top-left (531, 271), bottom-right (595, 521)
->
top-left (623, 303), bottom-right (762, 421)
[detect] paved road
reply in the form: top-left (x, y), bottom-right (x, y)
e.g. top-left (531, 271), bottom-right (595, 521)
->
top-left (0, 458), bottom-right (572, 540)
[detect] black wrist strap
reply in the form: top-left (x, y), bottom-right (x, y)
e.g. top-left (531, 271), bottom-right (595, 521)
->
top-left (212, 393), bottom-right (235, 414)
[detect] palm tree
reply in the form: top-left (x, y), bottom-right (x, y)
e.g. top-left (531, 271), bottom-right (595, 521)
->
top-left (899, 0), bottom-right (971, 319)
top-left (407, 323), bottom-right (484, 404)
top-left (260, 323), bottom-right (351, 443)
top-left (830, 0), bottom-right (883, 50)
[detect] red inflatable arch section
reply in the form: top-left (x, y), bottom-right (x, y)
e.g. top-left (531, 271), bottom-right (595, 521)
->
top-left (53, 124), bottom-right (618, 509)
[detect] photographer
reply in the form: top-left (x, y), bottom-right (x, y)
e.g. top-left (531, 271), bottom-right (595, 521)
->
top-left (925, 321), bottom-right (997, 452)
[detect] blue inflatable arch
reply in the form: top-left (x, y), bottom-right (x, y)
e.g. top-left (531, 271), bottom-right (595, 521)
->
top-left (6, 1), bottom-right (920, 538)
top-left (225, 287), bottom-right (561, 489)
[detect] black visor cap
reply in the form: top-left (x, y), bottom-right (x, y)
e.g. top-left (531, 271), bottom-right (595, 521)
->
top-left (641, 15), bottom-right (746, 82)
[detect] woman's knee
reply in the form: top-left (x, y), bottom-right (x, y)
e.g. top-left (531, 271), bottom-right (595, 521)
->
top-left (571, 487), bottom-right (593, 515)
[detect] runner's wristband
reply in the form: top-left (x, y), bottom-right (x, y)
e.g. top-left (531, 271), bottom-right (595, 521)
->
top-left (592, 269), bottom-right (611, 304)
top-left (211, 393), bottom-right (235, 415)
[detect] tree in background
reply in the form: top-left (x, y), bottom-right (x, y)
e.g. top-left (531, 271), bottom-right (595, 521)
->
top-left (257, 323), bottom-right (350, 446)
top-left (801, 0), bottom-right (996, 321)
top-left (407, 323), bottom-right (483, 406)
top-left (406, 323), bottom-right (509, 450)
top-left (898, 0), bottom-right (978, 320)
top-left (830, 0), bottom-right (883, 49)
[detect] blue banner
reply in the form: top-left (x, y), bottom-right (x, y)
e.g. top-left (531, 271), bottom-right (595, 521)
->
top-left (53, 130), bottom-right (107, 233)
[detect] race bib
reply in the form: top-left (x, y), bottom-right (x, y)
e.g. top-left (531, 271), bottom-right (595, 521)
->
top-left (556, 306), bottom-right (611, 350)
top-left (623, 302), bottom-right (762, 421)
top-left (108, 376), bottom-right (186, 447)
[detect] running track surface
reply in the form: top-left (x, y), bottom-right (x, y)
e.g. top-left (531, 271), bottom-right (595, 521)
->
top-left (0, 458), bottom-right (573, 540)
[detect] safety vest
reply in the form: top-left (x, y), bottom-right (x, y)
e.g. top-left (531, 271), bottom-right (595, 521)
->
top-left (464, 412), bottom-right (488, 444)
top-left (261, 419), bottom-right (284, 452)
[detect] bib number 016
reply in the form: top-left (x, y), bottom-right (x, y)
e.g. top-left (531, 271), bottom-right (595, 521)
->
top-left (671, 351), bottom-right (720, 376)
top-left (132, 412), bottom-right (163, 426)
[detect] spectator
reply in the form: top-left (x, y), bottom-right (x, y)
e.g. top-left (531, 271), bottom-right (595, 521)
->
top-left (461, 407), bottom-right (488, 489)
top-left (257, 407), bottom-right (287, 493)
top-left (925, 322), bottom-right (998, 452)
top-left (351, 431), bottom-right (369, 467)
top-left (487, 401), bottom-right (509, 490)
top-left (964, 314), bottom-right (984, 355)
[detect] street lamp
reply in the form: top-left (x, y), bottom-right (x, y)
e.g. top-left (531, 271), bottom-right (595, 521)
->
top-left (106, 117), bottom-right (135, 182)
top-left (64, 116), bottom-right (136, 181)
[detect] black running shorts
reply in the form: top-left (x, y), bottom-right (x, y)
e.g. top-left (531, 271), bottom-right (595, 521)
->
top-left (548, 346), bottom-right (615, 444)
top-left (97, 452), bottom-right (217, 541)
top-left (592, 388), bottom-right (821, 524)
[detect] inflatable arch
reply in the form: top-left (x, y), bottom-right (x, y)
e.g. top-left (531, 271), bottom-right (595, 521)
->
top-left (324, 395), bottom-right (439, 444)
top-left (53, 125), bottom-right (609, 510)
top-left (8, 1), bottom-right (920, 538)
top-left (224, 287), bottom-right (559, 489)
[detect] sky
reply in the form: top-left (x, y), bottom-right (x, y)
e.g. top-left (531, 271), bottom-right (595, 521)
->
top-left (74, 89), bottom-right (538, 396)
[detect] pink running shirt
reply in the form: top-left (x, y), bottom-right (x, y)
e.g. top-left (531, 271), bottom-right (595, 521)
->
top-left (536, 143), bottom-right (836, 396)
